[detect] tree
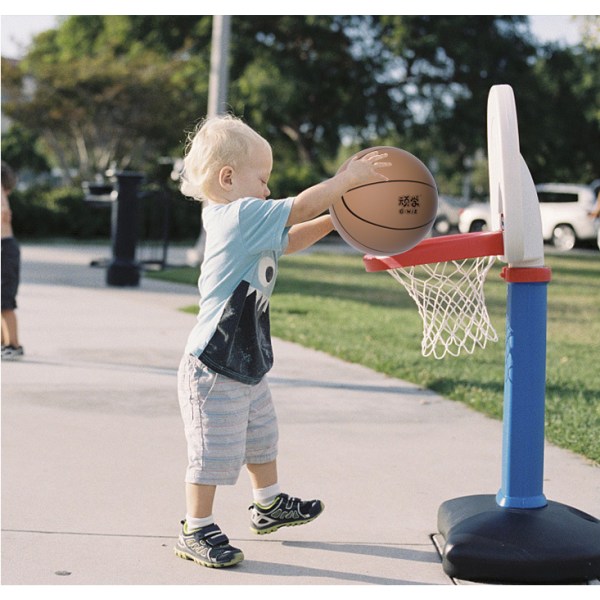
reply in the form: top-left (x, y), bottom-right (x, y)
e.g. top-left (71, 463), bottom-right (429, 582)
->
top-left (523, 43), bottom-right (600, 183)
top-left (0, 122), bottom-right (50, 174)
top-left (575, 16), bottom-right (600, 50)
top-left (1, 16), bottom-right (212, 181)
top-left (3, 15), bottom-right (597, 197)
top-left (2, 16), bottom-right (398, 193)
top-left (372, 16), bottom-right (539, 192)
top-left (225, 16), bottom-right (397, 193)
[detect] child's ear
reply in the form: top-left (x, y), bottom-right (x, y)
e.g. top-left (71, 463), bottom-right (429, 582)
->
top-left (219, 166), bottom-right (234, 190)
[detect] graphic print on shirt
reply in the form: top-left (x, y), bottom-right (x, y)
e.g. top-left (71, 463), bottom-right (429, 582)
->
top-left (200, 253), bottom-right (277, 384)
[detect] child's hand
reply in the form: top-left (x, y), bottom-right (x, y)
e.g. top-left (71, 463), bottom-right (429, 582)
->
top-left (342, 151), bottom-right (391, 188)
top-left (287, 150), bottom-right (391, 227)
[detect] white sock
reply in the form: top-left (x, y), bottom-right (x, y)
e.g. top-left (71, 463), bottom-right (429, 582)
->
top-left (253, 483), bottom-right (281, 507)
top-left (185, 514), bottom-right (214, 532)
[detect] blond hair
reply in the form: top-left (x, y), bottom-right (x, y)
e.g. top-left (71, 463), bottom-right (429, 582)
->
top-left (180, 115), bottom-right (270, 201)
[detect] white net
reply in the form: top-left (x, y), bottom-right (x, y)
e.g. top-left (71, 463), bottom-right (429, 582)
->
top-left (388, 255), bottom-right (498, 359)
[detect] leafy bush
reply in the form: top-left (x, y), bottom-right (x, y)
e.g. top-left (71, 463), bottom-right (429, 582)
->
top-left (9, 184), bottom-right (111, 238)
top-left (8, 182), bottom-right (203, 242)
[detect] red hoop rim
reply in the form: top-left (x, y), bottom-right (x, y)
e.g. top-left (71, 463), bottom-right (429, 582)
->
top-left (363, 231), bottom-right (505, 272)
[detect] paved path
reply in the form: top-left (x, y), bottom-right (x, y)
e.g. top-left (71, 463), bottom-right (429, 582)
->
top-left (2, 243), bottom-right (599, 585)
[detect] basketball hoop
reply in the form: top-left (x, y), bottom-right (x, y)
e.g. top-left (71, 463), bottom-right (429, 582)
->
top-left (364, 231), bottom-right (504, 359)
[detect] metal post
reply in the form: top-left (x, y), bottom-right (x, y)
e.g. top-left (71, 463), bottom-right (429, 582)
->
top-left (187, 15), bottom-right (231, 267)
top-left (208, 15), bottom-right (231, 117)
top-left (106, 171), bottom-right (144, 287)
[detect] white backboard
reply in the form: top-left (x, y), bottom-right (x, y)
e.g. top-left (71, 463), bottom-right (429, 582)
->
top-left (487, 85), bottom-right (545, 267)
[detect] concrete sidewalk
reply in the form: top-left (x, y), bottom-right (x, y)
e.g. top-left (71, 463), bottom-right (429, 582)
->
top-left (2, 243), bottom-right (599, 585)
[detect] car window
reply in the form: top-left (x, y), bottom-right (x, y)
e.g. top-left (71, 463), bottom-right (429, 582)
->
top-left (538, 191), bottom-right (578, 204)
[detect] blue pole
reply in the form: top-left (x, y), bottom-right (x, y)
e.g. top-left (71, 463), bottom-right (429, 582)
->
top-left (437, 264), bottom-right (600, 583)
top-left (496, 268), bottom-right (552, 509)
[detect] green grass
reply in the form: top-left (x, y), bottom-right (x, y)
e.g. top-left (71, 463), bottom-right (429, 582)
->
top-left (148, 251), bottom-right (600, 464)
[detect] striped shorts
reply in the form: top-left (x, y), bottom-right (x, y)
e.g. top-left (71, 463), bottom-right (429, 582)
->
top-left (177, 354), bottom-right (279, 485)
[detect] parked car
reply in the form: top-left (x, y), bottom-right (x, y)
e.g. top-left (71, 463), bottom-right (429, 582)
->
top-left (433, 195), bottom-right (471, 234)
top-left (458, 183), bottom-right (600, 251)
top-left (457, 202), bottom-right (491, 234)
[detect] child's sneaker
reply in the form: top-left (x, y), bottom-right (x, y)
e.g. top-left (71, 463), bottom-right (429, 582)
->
top-left (174, 521), bottom-right (244, 568)
top-left (1, 345), bottom-right (24, 360)
top-left (249, 493), bottom-right (324, 535)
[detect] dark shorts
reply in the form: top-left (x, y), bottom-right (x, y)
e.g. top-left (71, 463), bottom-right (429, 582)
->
top-left (1, 237), bottom-right (21, 310)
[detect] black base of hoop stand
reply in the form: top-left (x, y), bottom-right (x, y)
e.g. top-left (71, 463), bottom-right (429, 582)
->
top-left (362, 235), bottom-right (600, 584)
top-left (437, 495), bottom-right (600, 584)
top-left (437, 272), bottom-right (600, 584)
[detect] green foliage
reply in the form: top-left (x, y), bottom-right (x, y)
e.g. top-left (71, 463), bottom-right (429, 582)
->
top-left (1, 123), bottom-right (50, 173)
top-left (229, 16), bottom-right (395, 180)
top-left (577, 15), bottom-right (600, 50)
top-left (523, 45), bottom-right (600, 182)
top-left (3, 17), bottom-right (211, 180)
top-left (8, 182), bottom-right (202, 242)
top-left (2, 16), bottom-right (599, 198)
top-left (9, 185), bottom-right (110, 238)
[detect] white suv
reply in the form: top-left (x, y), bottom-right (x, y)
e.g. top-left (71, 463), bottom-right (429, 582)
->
top-left (458, 183), bottom-right (600, 251)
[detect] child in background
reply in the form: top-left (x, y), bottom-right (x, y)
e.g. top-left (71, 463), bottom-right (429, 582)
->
top-left (175, 115), bottom-right (390, 568)
top-left (1, 161), bottom-right (24, 360)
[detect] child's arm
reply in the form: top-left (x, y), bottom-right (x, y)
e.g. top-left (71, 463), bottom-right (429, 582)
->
top-left (285, 151), bottom-right (390, 227)
top-left (284, 215), bottom-right (334, 255)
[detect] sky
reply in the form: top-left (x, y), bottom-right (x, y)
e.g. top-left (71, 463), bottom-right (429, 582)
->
top-left (0, 13), bottom-right (591, 60)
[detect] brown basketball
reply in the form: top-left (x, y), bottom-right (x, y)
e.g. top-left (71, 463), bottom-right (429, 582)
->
top-left (330, 146), bottom-right (438, 255)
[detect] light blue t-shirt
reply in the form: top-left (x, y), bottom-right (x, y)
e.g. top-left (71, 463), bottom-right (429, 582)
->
top-left (184, 196), bottom-right (294, 384)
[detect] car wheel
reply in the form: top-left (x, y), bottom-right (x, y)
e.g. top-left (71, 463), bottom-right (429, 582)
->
top-left (434, 216), bottom-right (451, 235)
top-left (469, 220), bottom-right (488, 233)
top-left (551, 224), bottom-right (576, 251)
